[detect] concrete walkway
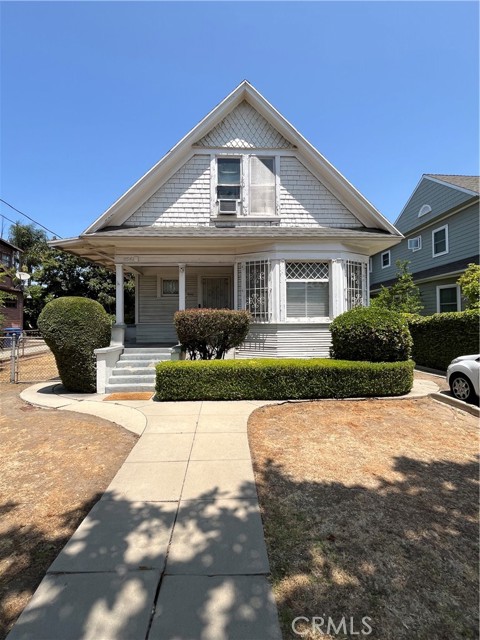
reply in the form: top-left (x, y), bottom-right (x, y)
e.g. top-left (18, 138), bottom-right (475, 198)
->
top-left (9, 385), bottom-right (282, 640)
top-left (8, 378), bottom-right (438, 640)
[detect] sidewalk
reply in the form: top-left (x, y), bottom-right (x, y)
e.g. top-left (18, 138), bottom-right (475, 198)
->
top-left (7, 378), bottom-right (438, 640)
top-left (8, 385), bottom-right (282, 640)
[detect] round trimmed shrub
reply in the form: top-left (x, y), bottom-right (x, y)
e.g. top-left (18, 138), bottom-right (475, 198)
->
top-left (330, 307), bottom-right (412, 362)
top-left (38, 297), bottom-right (111, 392)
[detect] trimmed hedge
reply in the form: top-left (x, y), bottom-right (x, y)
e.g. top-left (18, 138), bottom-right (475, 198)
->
top-left (38, 297), bottom-right (111, 392)
top-left (174, 308), bottom-right (251, 359)
top-left (407, 309), bottom-right (480, 371)
top-left (330, 307), bottom-right (412, 362)
top-left (155, 358), bottom-right (414, 401)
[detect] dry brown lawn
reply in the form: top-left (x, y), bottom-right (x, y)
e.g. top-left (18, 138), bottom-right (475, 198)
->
top-left (0, 383), bottom-right (138, 640)
top-left (249, 396), bottom-right (479, 640)
top-left (0, 352), bottom-right (58, 384)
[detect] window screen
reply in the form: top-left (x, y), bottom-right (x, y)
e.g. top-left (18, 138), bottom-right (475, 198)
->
top-left (250, 157), bottom-right (275, 215)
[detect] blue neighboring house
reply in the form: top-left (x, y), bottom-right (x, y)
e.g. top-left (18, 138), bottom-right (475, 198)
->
top-left (370, 174), bottom-right (479, 315)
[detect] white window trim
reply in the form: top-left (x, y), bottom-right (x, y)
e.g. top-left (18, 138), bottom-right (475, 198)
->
top-left (369, 257), bottom-right (373, 273)
top-left (157, 276), bottom-right (179, 298)
top-left (418, 204), bottom-right (432, 217)
top-left (436, 284), bottom-right (460, 313)
top-left (249, 156), bottom-right (277, 217)
top-left (381, 250), bottom-right (391, 269)
top-left (407, 236), bottom-right (422, 252)
top-left (284, 261), bottom-right (331, 323)
top-left (432, 224), bottom-right (449, 257)
top-left (215, 155), bottom-right (243, 216)
top-left (211, 153), bottom-right (281, 218)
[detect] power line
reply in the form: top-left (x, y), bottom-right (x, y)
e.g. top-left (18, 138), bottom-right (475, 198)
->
top-left (0, 198), bottom-right (62, 238)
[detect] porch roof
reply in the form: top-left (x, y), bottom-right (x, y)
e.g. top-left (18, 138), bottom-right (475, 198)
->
top-left (50, 225), bottom-right (402, 268)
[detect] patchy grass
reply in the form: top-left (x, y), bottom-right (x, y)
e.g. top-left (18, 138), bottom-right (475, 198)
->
top-left (0, 383), bottom-right (138, 639)
top-left (248, 396), bottom-right (479, 640)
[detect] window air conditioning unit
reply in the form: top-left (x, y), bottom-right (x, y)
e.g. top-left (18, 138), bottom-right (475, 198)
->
top-left (218, 199), bottom-right (238, 214)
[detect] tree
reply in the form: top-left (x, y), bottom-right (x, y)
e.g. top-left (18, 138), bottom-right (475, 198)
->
top-left (457, 263), bottom-right (480, 310)
top-left (8, 222), bottom-right (134, 328)
top-left (370, 260), bottom-right (424, 314)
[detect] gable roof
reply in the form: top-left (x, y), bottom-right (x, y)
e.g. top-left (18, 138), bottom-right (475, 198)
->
top-left (425, 174), bottom-right (480, 195)
top-left (394, 173), bottom-right (479, 234)
top-left (84, 81), bottom-right (399, 236)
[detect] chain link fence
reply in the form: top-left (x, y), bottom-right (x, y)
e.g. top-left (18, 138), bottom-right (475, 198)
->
top-left (0, 330), bottom-right (59, 383)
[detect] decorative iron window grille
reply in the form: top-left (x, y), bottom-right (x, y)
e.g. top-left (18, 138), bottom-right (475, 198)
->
top-left (244, 260), bottom-right (270, 322)
top-left (346, 261), bottom-right (367, 310)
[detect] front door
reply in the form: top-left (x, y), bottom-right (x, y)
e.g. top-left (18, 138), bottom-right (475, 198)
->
top-left (201, 277), bottom-right (232, 309)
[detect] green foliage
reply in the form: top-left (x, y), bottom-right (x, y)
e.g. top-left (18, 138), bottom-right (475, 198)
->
top-left (407, 309), bottom-right (480, 371)
top-left (457, 263), bottom-right (480, 310)
top-left (155, 359), bottom-right (414, 401)
top-left (174, 309), bottom-right (251, 360)
top-left (37, 297), bottom-right (111, 392)
top-left (370, 260), bottom-right (423, 313)
top-left (8, 222), bottom-right (135, 327)
top-left (330, 306), bottom-right (412, 362)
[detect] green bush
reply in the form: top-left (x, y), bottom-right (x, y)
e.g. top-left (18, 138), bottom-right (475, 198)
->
top-left (174, 308), bottom-right (251, 360)
top-left (38, 297), bottom-right (111, 392)
top-left (407, 309), bottom-right (480, 371)
top-left (155, 358), bottom-right (414, 401)
top-left (330, 307), bottom-right (412, 362)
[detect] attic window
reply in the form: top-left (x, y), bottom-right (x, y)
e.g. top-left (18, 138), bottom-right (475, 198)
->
top-left (217, 158), bottom-right (241, 214)
top-left (250, 157), bottom-right (275, 215)
top-left (418, 204), bottom-right (432, 217)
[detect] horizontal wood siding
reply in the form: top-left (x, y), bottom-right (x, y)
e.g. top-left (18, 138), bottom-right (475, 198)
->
top-left (136, 323), bottom-right (177, 343)
top-left (279, 157), bottom-right (362, 228)
top-left (371, 203), bottom-right (479, 285)
top-left (236, 323), bottom-right (332, 358)
top-left (136, 267), bottom-right (233, 343)
top-left (396, 177), bottom-right (475, 235)
top-left (418, 278), bottom-right (464, 316)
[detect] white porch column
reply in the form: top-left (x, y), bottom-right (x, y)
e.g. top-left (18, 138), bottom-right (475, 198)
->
top-left (111, 263), bottom-right (126, 346)
top-left (330, 259), bottom-right (345, 318)
top-left (115, 263), bottom-right (125, 325)
top-left (178, 263), bottom-right (186, 310)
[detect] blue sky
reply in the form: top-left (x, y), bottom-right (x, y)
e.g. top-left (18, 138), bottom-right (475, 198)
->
top-left (1, 1), bottom-right (478, 239)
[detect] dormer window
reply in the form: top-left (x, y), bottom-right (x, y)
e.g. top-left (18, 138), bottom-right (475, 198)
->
top-left (217, 158), bottom-right (241, 214)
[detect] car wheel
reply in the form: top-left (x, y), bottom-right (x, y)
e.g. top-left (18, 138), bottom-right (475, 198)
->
top-left (450, 374), bottom-right (475, 403)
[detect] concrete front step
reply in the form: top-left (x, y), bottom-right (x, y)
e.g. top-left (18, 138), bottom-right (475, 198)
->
top-left (123, 347), bottom-right (173, 355)
top-left (111, 368), bottom-right (156, 377)
top-left (108, 375), bottom-right (156, 385)
top-left (119, 353), bottom-right (170, 362)
top-left (115, 360), bottom-right (158, 369)
top-left (105, 382), bottom-right (156, 393)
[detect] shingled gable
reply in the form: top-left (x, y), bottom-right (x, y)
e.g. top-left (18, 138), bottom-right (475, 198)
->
top-left (84, 81), bottom-right (399, 236)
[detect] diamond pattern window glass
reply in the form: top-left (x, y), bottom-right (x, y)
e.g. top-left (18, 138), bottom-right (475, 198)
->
top-left (286, 262), bottom-right (329, 319)
top-left (286, 262), bottom-right (329, 281)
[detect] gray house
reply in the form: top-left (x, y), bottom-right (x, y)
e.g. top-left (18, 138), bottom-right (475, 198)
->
top-left (370, 174), bottom-right (479, 315)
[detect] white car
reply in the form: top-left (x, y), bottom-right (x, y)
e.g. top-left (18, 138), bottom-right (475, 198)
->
top-left (446, 355), bottom-right (480, 403)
